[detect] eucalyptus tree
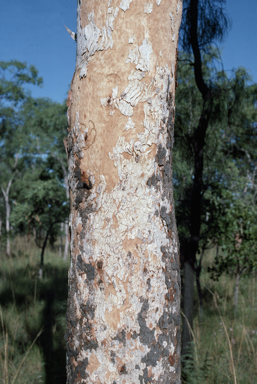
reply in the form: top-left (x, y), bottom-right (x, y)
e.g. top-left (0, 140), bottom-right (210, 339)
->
top-left (11, 165), bottom-right (69, 275)
top-left (21, 97), bottom-right (70, 259)
top-left (0, 60), bottom-right (42, 255)
top-left (174, 32), bottom-right (257, 354)
top-left (65, 0), bottom-right (182, 382)
top-left (176, 0), bottom-right (232, 354)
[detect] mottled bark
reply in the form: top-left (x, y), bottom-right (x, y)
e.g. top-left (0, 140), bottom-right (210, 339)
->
top-left (64, 174), bottom-right (70, 260)
top-left (1, 181), bottom-right (12, 256)
top-left (66, 1), bottom-right (182, 383)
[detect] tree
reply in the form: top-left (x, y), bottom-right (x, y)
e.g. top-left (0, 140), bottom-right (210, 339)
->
top-left (0, 60), bottom-right (42, 255)
top-left (65, 0), bottom-right (182, 382)
top-left (21, 97), bottom-right (70, 260)
top-left (177, 0), bottom-right (232, 355)
top-left (11, 162), bottom-right (69, 275)
top-left (208, 192), bottom-right (257, 314)
top-left (174, 37), bottom-right (257, 354)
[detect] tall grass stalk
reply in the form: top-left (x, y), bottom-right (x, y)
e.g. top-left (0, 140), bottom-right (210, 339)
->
top-left (213, 293), bottom-right (237, 384)
top-left (11, 328), bottom-right (43, 384)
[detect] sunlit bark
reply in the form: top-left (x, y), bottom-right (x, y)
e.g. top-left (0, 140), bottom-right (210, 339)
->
top-left (66, 1), bottom-right (182, 382)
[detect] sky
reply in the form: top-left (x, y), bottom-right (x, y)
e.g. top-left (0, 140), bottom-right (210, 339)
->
top-left (1, 0), bottom-right (256, 104)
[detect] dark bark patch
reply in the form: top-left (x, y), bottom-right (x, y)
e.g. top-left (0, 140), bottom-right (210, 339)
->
top-left (80, 299), bottom-right (96, 320)
top-left (110, 350), bottom-right (115, 364)
top-left (147, 278), bottom-right (151, 291)
top-left (74, 359), bottom-right (89, 379)
top-left (113, 329), bottom-right (126, 346)
top-left (138, 300), bottom-right (155, 345)
top-left (119, 364), bottom-right (127, 374)
top-left (132, 331), bottom-right (138, 339)
top-left (156, 144), bottom-right (166, 166)
top-left (141, 342), bottom-right (162, 367)
top-left (76, 255), bottom-right (95, 281)
top-left (168, 353), bottom-right (175, 366)
top-left (139, 367), bottom-right (153, 383)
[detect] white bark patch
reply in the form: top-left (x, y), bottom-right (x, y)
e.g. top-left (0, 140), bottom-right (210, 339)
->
top-left (169, 12), bottom-right (174, 31)
top-left (101, 87), bottom-right (134, 117)
top-left (124, 117), bottom-right (135, 131)
top-left (77, 7), bottom-right (119, 78)
top-left (119, 0), bottom-right (133, 11)
top-left (126, 39), bottom-right (152, 72)
top-left (144, 2), bottom-right (153, 13)
top-left (176, 2), bottom-right (181, 15)
top-left (128, 34), bottom-right (136, 44)
top-left (156, 0), bottom-right (162, 4)
top-left (137, 39), bottom-right (153, 71)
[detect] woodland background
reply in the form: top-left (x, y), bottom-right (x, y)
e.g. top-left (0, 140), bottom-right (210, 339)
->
top-left (1, 0), bottom-right (257, 383)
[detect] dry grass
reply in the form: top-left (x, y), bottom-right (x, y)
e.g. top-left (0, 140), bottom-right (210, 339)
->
top-left (182, 248), bottom-right (257, 384)
top-left (1, 238), bottom-right (256, 383)
top-left (0, 236), bottom-right (69, 384)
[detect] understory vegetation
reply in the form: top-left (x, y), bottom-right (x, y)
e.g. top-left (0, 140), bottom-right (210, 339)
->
top-left (0, 239), bottom-right (256, 384)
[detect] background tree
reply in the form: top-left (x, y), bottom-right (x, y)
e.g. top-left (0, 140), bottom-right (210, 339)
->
top-left (65, 0), bottom-right (182, 382)
top-left (0, 60), bottom-right (42, 255)
top-left (20, 97), bottom-right (70, 259)
top-left (11, 161), bottom-right (69, 276)
top-left (176, 0), bottom-right (257, 354)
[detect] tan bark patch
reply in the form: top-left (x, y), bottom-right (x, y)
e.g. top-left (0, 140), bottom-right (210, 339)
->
top-left (87, 352), bottom-right (100, 375)
top-left (104, 306), bottom-right (121, 330)
top-left (105, 283), bottom-right (117, 300)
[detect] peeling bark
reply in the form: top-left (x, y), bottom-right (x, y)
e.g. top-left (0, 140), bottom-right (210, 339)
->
top-left (66, 1), bottom-right (182, 383)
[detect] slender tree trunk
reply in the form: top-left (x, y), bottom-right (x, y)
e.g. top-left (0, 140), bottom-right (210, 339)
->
top-left (63, 220), bottom-right (69, 261)
top-left (63, 174), bottom-right (70, 260)
top-left (195, 255), bottom-right (204, 322)
top-left (1, 182), bottom-right (12, 256)
top-left (66, 1), bottom-right (182, 382)
top-left (181, 0), bottom-right (214, 355)
top-left (6, 198), bottom-right (10, 256)
top-left (234, 269), bottom-right (240, 316)
top-left (38, 229), bottom-right (51, 279)
top-left (182, 108), bottom-right (210, 355)
top-left (182, 261), bottom-right (194, 355)
top-left (59, 222), bottom-right (64, 256)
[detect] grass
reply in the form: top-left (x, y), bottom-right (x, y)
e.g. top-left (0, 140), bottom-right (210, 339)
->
top-left (182, 248), bottom-right (257, 384)
top-left (0, 237), bottom-right (256, 383)
top-left (0, 236), bottom-right (69, 384)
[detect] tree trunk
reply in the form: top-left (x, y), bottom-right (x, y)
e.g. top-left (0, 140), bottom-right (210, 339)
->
top-left (59, 222), bottom-right (64, 257)
top-left (234, 270), bottom-right (240, 317)
top-left (6, 197), bottom-right (10, 256)
top-left (195, 248), bottom-right (204, 322)
top-left (38, 228), bottom-right (51, 279)
top-left (63, 220), bottom-right (69, 261)
top-left (182, 261), bottom-right (194, 356)
top-left (65, 0), bottom-right (182, 383)
top-left (1, 183), bottom-right (12, 256)
top-left (64, 174), bottom-right (70, 261)
top-left (181, 0), bottom-right (213, 355)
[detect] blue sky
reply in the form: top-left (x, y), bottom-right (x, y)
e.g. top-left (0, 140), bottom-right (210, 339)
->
top-left (1, 0), bottom-right (256, 103)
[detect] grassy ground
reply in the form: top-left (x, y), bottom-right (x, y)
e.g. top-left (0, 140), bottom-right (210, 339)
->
top-left (0, 236), bottom-right (69, 384)
top-left (183, 248), bottom-right (257, 384)
top-left (0, 238), bottom-right (256, 383)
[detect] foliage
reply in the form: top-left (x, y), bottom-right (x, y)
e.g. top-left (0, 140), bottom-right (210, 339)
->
top-left (0, 60), bottom-right (68, 261)
top-left (208, 193), bottom-right (257, 280)
top-left (11, 170), bottom-right (69, 244)
top-left (174, 51), bottom-right (257, 262)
